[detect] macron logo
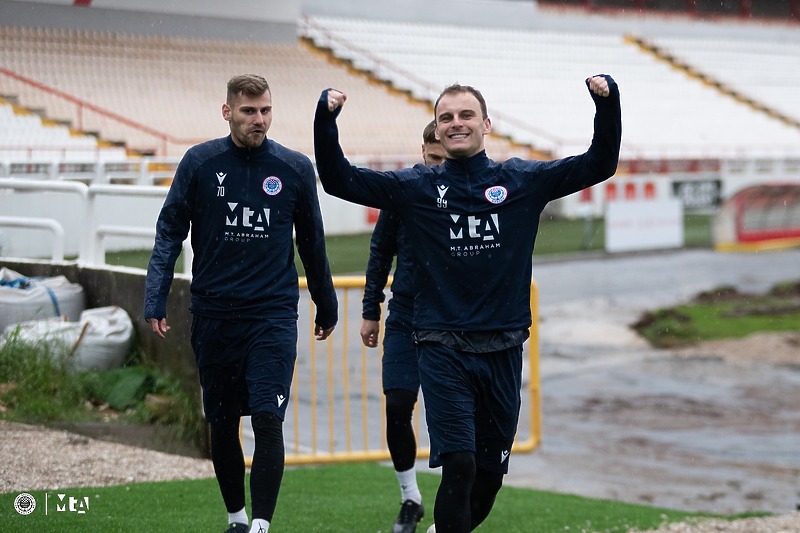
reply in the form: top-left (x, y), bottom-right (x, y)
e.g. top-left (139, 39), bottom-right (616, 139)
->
top-left (276, 394), bottom-right (286, 407)
top-left (501, 450), bottom-right (509, 463)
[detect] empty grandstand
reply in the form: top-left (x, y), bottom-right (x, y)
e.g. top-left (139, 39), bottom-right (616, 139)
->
top-left (1, 0), bottom-right (799, 222)
top-left (301, 12), bottom-right (800, 160)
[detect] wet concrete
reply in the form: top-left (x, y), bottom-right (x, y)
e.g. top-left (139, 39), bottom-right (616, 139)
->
top-left (503, 248), bottom-right (800, 515)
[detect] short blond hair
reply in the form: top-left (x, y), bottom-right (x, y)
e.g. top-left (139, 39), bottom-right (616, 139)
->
top-left (227, 74), bottom-right (270, 104)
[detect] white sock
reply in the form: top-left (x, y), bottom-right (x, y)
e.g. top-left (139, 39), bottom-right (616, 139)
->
top-left (249, 518), bottom-right (270, 533)
top-left (396, 467), bottom-right (422, 504)
top-left (228, 507), bottom-right (248, 525)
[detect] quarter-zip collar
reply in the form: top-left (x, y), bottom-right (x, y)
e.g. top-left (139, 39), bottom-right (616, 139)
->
top-left (443, 150), bottom-right (490, 176)
top-left (227, 134), bottom-right (270, 159)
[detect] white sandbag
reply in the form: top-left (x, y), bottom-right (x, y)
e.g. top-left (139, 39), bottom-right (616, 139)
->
top-left (0, 267), bottom-right (85, 331)
top-left (2, 306), bottom-right (134, 371)
top-left (72, 306), bottom-right (134, 371)
top-left (3, 316), bottom-right (78, 356)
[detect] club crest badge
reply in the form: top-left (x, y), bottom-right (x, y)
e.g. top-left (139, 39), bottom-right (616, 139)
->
top-left (484, 185), bottom-right (507, 204)
top-left (263, 176), bottom-right (282, 196)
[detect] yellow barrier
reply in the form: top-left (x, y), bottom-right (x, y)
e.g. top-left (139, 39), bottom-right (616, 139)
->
top-left (242, 276), bottom-right (541, 466)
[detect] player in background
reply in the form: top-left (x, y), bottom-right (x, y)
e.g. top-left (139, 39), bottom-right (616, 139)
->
top-left (360, 120), bottom-right (446, 533)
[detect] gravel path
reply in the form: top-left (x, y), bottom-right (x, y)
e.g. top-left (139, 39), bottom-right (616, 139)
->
top-left (0, 419), bottom-right (215, 493)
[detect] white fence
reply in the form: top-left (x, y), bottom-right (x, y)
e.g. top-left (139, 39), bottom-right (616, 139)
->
top-left (0, 178), bottom-right (192, 267)
top-left (6, 155), bottom-right (800, 263)
top-left (0, 155), bottom-right (399, 263)
top-left (0, 177), bottom-right (375, 264)
top-left (0, 157), bottom-right (179, 186)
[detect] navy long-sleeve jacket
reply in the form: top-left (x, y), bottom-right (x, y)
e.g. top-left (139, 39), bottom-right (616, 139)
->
top-left (144, 135), bottom-right (338, 329)
top-left (361, 209), bottom-right (414, 321)
top-left (316, 77), bottom-right (620, 333)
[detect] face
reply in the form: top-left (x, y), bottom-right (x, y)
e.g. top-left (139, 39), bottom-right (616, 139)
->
top-left (222, 91), bottom-right (273, 149)
top-left (434, 91), bottom-right (491, 159)
top-left (422, 141), bottom-right (447, 166)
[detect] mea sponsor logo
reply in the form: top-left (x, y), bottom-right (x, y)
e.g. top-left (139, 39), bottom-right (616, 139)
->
top-left (225, 203), bottom-right (271, 231)
top-left (224, 203), bottom-right (272, 243)
top-left (53, 493), bottom-right (91, 514)
top-left (448, 213), bottom-right (501, 257)
top-left (448, 213), bottom-right (499, 241)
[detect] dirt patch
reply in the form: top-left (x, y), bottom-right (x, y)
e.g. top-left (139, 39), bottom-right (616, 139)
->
top-left (673, 331), bottom-right (800, 366)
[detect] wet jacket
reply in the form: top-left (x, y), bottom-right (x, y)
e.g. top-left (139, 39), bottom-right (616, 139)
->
top-left (144, 135), bottom-right (338, 328)
top-left (362, 209), bottom-right (414, 321)
top-left (315, 76), bottom-right (620, 333)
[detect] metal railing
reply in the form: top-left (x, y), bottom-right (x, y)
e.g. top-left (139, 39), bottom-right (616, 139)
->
top-left (0, 216), bottom-right (64, 261)
top-left (243, 277), bottom-right (541, 466)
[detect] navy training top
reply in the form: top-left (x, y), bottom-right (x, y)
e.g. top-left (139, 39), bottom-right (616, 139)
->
top-left (316, 76), bottom-right (621, 333)
top-left (144, 135), bottom-right (338, 328)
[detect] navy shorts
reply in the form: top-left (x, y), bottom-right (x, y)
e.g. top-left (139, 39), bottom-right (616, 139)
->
top-left (418, 341), bottom-right (522, 474)
top-left (190, 315), bottom-right (298, 425)
top-left (382, 307), bottom-right (419, 393)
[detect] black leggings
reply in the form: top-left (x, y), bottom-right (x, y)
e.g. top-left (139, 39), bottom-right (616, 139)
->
top-left (209, 412), bottom-right (284, 522)
top-left (434, 451), bottom-right (504, 532)
top-left (385, 388), bottom-right (418, 472)
top-left (209, 417), bottom-right (245, 514)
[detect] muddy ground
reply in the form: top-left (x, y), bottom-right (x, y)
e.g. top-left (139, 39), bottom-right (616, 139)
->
top-left (511, 331), bottom-right (800, 515)
top-left (502, 249), bottom-right (800, 516)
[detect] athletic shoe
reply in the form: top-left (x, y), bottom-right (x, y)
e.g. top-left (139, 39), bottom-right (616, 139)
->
top-left (224, 523), bottom-right (249, 533)
top-left (426, 525), bottom-right (436, 533)
top-left (393, 499), bottom-right (424, 533)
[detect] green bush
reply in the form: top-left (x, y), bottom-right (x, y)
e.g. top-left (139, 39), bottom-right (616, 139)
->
top-left (0, 328), bottom-right (90, 421)
top-left (0, 331), bottom-right (203, 446)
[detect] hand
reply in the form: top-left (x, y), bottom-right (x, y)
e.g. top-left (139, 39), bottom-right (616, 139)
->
top-left (148, 317), bottom-right (170, 339)
top-left (360, 319), bottom-right (380, 348)
top-left (315, 324), bottom-right (335, 341)
top-left (587, 75), bottom-right (610, 97)
top-left (327, 89), bottom-right (347, 112)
